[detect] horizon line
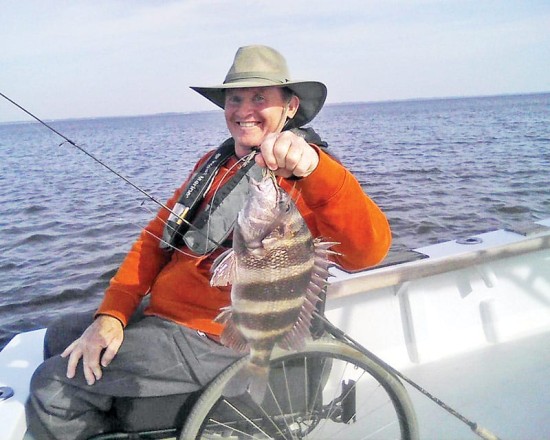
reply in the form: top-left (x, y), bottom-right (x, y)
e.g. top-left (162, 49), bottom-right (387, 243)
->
top-left (2, 90), bottom-right (549, 126)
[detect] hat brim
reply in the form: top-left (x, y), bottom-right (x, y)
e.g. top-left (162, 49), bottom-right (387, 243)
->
top-left (191, 80), bottom-right (327, 128)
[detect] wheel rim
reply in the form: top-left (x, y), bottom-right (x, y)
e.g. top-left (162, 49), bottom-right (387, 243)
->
top-left (193, 348), bottom-right (415, 439)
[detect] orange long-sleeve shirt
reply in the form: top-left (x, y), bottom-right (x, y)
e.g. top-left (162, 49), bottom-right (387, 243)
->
top-left (96, 146), bottom-right (391, 335)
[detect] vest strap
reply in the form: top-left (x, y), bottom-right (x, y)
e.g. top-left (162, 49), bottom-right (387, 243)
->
top-left (183, 163), bottom-right (262, 255)
top-left (160, 139), bottom-right (235, 250)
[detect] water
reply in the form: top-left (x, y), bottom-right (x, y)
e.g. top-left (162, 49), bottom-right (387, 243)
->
top-left (1, 93), bottom-right (549, 349)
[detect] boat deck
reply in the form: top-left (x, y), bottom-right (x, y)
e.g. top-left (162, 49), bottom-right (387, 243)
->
top-left (404, 330), bottom-right (550, 439)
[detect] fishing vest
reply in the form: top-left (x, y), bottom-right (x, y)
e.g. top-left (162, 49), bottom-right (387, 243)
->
top-left (160, 127), bottom-right (328, 255)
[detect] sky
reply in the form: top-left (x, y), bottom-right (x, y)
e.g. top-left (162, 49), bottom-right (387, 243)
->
top-left (1, 0), bottom-right (549, 123)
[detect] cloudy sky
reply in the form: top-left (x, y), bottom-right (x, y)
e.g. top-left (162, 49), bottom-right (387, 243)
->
top-left (1, 0), bottom-right (549, 122)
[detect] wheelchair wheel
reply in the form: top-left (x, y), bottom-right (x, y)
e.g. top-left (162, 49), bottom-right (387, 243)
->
top-left (180, 337), bottom-right (418, 439)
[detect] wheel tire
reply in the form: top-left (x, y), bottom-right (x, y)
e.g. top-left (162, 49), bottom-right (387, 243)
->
top-left (180, 337), bottom-right (418, 439)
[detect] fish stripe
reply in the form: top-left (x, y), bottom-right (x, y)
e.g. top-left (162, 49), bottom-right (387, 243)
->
top-left (232, 296), bottom-right (305, 314)
top-left (267, 227), bottom-right (311, 250)
top-left (240, 236), bottom-right (313, 266)
top-left (233, 274), bottom-right (312, 302)
top-left (238, 325), bottom-right (295, 341)
top-left (235, 307), bottom-right (303, 331)
top-left (237, 258), bottom-right (314, 285)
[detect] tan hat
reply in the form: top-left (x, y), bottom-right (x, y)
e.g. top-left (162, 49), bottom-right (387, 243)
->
top-left (191, 45), bottom-right (327, 128)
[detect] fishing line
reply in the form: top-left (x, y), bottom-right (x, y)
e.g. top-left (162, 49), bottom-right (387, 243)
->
top-left (316, 313), bottom-right (502, 440)
top-left (0, 92), bottom-right (224, 250)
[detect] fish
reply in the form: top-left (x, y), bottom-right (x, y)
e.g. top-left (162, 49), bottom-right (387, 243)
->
top-left (210, 171), bottom-right (336, 404)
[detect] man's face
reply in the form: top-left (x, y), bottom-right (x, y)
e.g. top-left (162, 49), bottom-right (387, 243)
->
top-left (224, 87), bottom-right (299, 157)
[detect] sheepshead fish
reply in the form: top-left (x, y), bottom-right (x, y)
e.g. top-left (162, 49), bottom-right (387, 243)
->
top-left (210, 171), bottom-right (335, 404)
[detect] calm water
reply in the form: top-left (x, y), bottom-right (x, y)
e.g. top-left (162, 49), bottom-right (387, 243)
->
top-left (1, 93), bottom-right (549, 348)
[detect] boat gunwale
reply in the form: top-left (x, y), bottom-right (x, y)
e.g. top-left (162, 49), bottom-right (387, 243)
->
top-left (328, 231), bottom-right (550, 299)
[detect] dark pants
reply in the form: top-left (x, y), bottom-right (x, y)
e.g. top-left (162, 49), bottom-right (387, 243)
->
top-left (26, 310), bottom-right (242, 440)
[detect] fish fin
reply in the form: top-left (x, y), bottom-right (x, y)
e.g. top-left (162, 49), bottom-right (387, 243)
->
top-left (278, 239), bottom-right (336, 351)
top-left (219, 318), bottom-right (250, 353)
top-left (210, 249), bottom-right (237, 286)
top-left (223, 362), bottom-right (269, 405)
top-left (214, 306), bottom-right (232, 323)
top-left (314, 239), bottom-right (340, 254)
top-left (278, 318), bottom-right (311, 351)
top-left (277, 288), bottom-right (324, 351)
top-left (313, 239), bottom-right (340, 273)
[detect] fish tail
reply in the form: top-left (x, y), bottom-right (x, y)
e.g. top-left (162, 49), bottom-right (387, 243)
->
top-left (223, 362), bottom-right (270, 404)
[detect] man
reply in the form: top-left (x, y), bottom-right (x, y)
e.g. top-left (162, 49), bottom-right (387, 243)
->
top-left (26, 45), bottom-right (391, 439)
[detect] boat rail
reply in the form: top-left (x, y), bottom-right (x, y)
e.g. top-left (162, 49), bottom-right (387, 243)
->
top-left (328, 231), bottom-right (550, 299)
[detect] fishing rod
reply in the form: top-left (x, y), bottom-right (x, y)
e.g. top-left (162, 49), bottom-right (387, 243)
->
top-left (316, 313), bottom-right (502, 440)
top-left (0, 91), bottom-right (224, 250)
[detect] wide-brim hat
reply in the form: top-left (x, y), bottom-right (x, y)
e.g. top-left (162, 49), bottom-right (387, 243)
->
top-left (191, 45), bottom-right (327, 128)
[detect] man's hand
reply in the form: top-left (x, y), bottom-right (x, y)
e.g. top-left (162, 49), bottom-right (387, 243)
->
top-left (256, 131), bottom-right (319, 179)
top-left (61, 314), bottom-right (124, 385)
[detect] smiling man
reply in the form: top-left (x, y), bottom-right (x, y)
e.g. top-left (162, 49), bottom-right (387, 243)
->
top-left (26, 45), bottom-right (391, 439)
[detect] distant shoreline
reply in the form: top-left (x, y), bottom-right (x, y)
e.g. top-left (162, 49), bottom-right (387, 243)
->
top-left (2, 91), bottom-right (549, 126)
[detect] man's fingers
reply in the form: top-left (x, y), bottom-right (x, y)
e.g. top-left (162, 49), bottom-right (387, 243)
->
top-left (65, 349), bottom-right (82, 379)
top-left (82, 348), bottom-right (103, 385)
top-left (292, 146), bottom-right (318, 177)
top-left (271, 136), bottom-right (293, 170)
top-left (83, 364), bottom-right (98, 386)
top-left (61, 340), bottom-right (77, 358)
top-left (259, 133), bottom-right (279, 170)
top-left (258, 132), bottom-right (318, 178)
top-left (282, 143), bottom-right (304, 174)
top-left (101, 338), bottom-right (123, 368)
